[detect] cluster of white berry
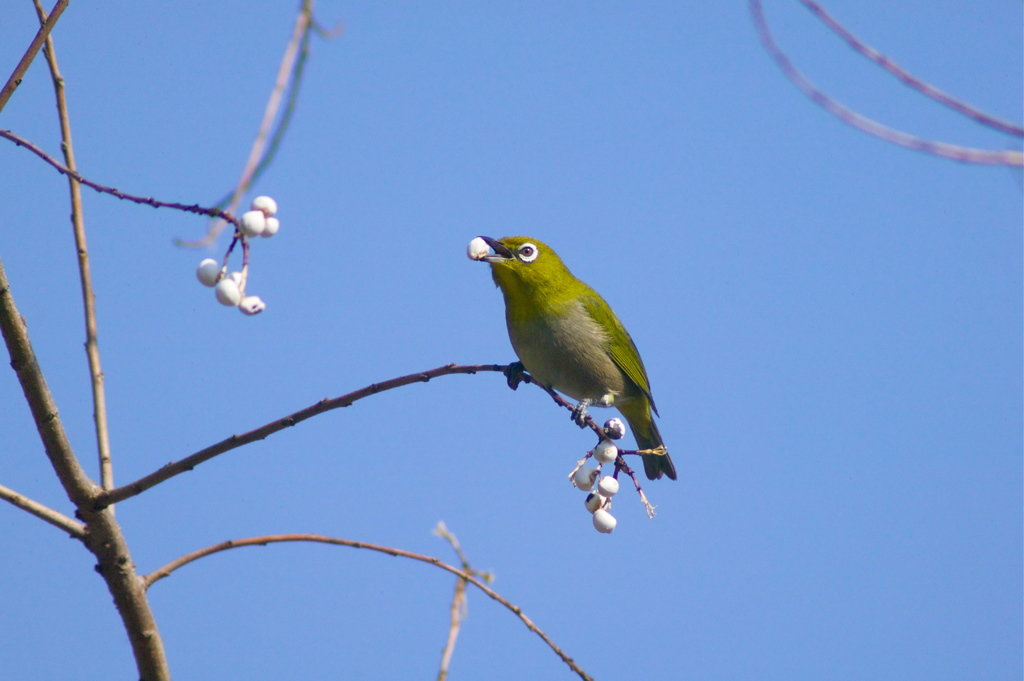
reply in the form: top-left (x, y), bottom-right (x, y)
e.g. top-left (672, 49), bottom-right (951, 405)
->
top-left (195, 196), bottom-right (279, 316)
top-left (572, 417), bottom-right (628, 534)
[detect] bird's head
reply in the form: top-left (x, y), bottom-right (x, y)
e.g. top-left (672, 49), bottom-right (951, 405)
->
top-left (471, 236), bottom-right (576, 304)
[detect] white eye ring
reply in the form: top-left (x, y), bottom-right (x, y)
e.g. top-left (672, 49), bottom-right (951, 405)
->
top-left (518, 243), bottom-right (539, 263)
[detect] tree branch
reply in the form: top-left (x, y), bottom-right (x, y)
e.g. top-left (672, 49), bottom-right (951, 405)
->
top-left (0, 257), bottom-right (96, 505)
top-left (183, 0), bottom-right (313, 246)
top-left (0, 128), bottom-right (242, 226)
top-left (94, 363), bottom-right (509, 508)
top-left (749, 0), bottom-right (1023, 166)
top-left (0, 254), bottom-right (170, 681)
top-left (438, 575), bottom-right (467, 681)
top-left (0, 482), bottom-right (85, 538)
top-left (143, 533), bottom-right (593, 681)
top-left (32, 0), bottom-right (115, 492)
top-left (96, 362), bottom-right (614, 510)
top-left (796, 0), bottom-right (1024, 138)
top-left (433, 522), bottom-right (494, 681)
top-left (0, 0), bottom-right (68, 113)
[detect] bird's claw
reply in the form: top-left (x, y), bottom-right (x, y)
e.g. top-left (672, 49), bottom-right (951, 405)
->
top-left (571, 400), bottom-right (592, 428)
top-left (505, 362), bottom-right (525, 391)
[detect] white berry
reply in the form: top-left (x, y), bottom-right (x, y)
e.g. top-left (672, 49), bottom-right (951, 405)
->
top-left (597, 476), bottom-right (620, 498)
top-left (467, 237), bottom-right (489, 261)
top-left (593, 440), bottom-right (618, 465)
top-left (250, 195), bottom-right (278, 217)
top-left (229, 271), bottom-right (243, 286)
top-left (261, 217), bottom-right (280, 237)
top-left (196, 258), bottom-right (220, 287)
top-left (239, 296), bottom-right (266, 316)
top-left (585, 492), bottom-right (605, 514)
top-left (603, 418), bottom-right (627, 440)
top-left (239, 210), bottom-right (266, 237)
top-left (573, 465), bottom-right (599, 491)
top-left (592, 509), bottom-right (617, 534)
top-left (215, 279), bottom-right (241, 306)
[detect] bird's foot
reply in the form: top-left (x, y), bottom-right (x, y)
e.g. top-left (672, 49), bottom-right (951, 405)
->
top-left (571, 399), bottom-right (593, 428)
top-left (504, 361), bottom-right (525, 391)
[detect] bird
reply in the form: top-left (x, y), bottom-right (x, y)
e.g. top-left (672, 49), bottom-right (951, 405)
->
top-left (471, 235), bottom-right (676, 481)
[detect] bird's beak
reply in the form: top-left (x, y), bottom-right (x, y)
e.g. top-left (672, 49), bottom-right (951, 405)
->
top-left (480, 236), bottom-right (514, 263)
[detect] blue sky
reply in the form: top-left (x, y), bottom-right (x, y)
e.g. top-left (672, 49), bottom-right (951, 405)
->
top-left (1, 2), bottom-right (1020, 679)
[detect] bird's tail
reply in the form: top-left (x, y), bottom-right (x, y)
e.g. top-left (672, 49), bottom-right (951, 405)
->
top-left (618, 399), bottom-right (677, 481)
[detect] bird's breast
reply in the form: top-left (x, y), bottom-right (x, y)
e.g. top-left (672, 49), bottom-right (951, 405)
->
top-left (507, 300), bottom-right (629, 403)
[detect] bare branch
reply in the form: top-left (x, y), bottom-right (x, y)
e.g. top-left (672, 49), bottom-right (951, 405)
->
top-left (0, 255), bottom-right (170, 680)
top-left (0, 256), bottom-right (96, 505)
top-left (32, 0), bottom-right (114, 493)
top-left (438, 575), bottom-right (467, 681)
top-left (182, 0), bottom-right (314, 247)
top-left (532, 380), bottom-right (605, 439)
top-left (0, 483), bottom-right (85, 539)
top-left (0, 0), bottom-right (68, 113)
top-left (433, 522), bottom-right (495, 681)
top-left (504, 361), bottom-right (606, 438)
top-left (143, 533), bottom-right (593, 681)
top-left (97, 362), bottom-right (616, 510)
top-left (796, 0), bottom-right (1024, 138)
top-left (434, 520), bottom-right (477, 573)
top-left (749, 0), bottom-right (1023, 166)
top-left (615, 458), bottom-right (657, 519)
top-left (0, 128), bottom-right (242, 226)
top-left (95, 364), bottom-right (509, 508)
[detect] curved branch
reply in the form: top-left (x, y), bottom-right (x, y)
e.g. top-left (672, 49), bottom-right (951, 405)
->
top-left (143, 533), bottom-right (593, 681)
top-left (796, 0), bottom-right (1023, 138)
top-left (94, 364), bottom-right (508, 508)
top-left (749, 0), bottom-right (1023, 166)
top-left (96, 362), bottom-right (612, 510)
top-left (0, 128), bottom-right (242, 226)
top-left (0, 483), bottom-right (85, 539)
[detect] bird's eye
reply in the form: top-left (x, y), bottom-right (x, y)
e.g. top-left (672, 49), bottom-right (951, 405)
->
top-left (518, 243), bottom-right (539, 263)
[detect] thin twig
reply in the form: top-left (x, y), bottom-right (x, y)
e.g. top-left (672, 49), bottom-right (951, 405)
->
top-left (0, 483), bottom-right (85, 538)
top-left (94, 364), bottom-right (509, 508)
top-left (796, 0), bottom-right (1024, 138)
top-left (615, 458), bottom-right (657, 519)
top-left (438, 575), bottom-right (467, 681)
top-left (0, 255), bottom-right (171, 680)
top-left (202, 26), bottom-right (311, 220)
top-left (197, 9), bottom-right (342, 241)
top-left (143, 533), bottom-right (593, 681)
top-left (0, 0), bottom-right (69, 113)
top-left (749, 0), bottom-right (1023, 166)
top-left (311, 16), bottom-right (344, 39)
top-left (434, 521), bottom-right (482, 573)
top-left (0, 128), bottom-right (241, 226)
top-left (433, 522), bottom-right (494, 681)
top-left (32, 0), bottom-right (115, 493)
top-left (515, 370), bottom-right (606, 439)
top-left (183, 0), bottom-right (313, 247)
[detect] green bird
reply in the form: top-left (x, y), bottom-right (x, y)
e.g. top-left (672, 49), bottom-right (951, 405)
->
top-left (473, 235), bottom-right (676, 481)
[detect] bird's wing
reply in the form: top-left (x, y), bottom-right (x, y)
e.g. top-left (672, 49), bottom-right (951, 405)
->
top-left (580, 291), bottom-right (659, 416)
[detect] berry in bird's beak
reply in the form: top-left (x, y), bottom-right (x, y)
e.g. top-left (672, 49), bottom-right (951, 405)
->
top-left (466, 237), bottom-right (490, 261)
